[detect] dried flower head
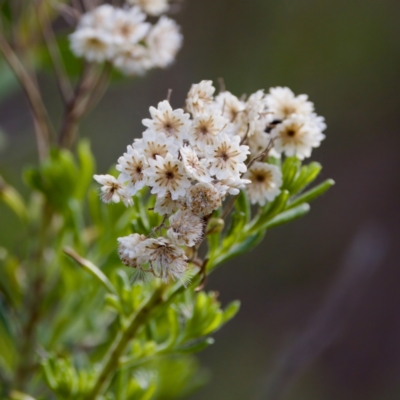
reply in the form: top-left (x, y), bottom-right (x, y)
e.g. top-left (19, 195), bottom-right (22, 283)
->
top-left (187, 182), bottom-right (222, 217)
top-left (118, 233), bottom-right (147, 267)
top-left (143, 237), bottom-right (188, 282)
top-left (167, 210), bottom-right (204, 247)
top-left (154, 192), bottom-right (183, 215)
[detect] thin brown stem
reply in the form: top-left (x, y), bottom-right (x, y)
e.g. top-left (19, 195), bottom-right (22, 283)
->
top-left (35, 1), bottom-right (74, 104)
top-left (246, 138), bottom-right (275, 171)
top-left (59, 62), bottom-right (100, 148)
top-left (0, 34), bottom-right (52, 160)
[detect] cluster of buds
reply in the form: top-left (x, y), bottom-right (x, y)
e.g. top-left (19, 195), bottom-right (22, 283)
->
top-left (94, 80), bottom-right (326, 282)
top-left (69, 2), bottom-right (182, 76)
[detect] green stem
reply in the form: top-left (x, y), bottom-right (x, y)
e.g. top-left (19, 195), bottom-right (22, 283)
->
top-left (86, 286), bottom-right (166, 400)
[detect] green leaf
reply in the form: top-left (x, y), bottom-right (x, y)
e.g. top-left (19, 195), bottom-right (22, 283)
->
top-left (9, 391), bottom-right (37, 400)
top-left (235, 190), bottom-right (251, 223)
top-left (223, 300), bottom-right (241, 323)
top-left (289, 162), bottom-right (322, 195)
top-left (75, 140), bottom-right (95, 200)
top-left (247, 190), bottom-right (289, 233)
top-left (177, 337), bottom-right (214, 354)
top-left (262, 203), bottom-right (310, 229)
top-left (64, 248), bottom-right (117, 295)
top-left (209, 230), bottom-right (265, 271)
top-left (287, 179), bottom-right (335, 209)
top-left (282, 156), bottom-right (301, 190)
top-left (0, 178), bottom-right (28, 222)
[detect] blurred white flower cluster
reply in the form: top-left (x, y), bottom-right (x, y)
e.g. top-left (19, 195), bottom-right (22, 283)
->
top-left (69, 3), bottom-right (182, 75)
top-left (94, 80), bottom-right (326, 282)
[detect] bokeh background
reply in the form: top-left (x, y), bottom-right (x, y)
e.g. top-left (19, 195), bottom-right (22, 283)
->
top-left (1, 0), bottom-right (400, 399)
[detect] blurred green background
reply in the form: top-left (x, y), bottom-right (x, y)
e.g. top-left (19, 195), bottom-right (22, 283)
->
top-left (1, 0), bottom-right (400, 399)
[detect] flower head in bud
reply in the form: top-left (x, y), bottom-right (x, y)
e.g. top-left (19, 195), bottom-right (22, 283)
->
top-left (244, 162), bottom-right (282, 206)
top-left (167, 210), bottom-right (203, 247)
top-left (143, 237), bottom-right (188, 282)
top-left (94, 174), bottom-right (133, 206)
top-left (187, 182), bottom-right (222, 217)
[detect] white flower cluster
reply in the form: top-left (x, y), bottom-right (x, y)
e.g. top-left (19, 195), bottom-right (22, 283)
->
top-left (69, 4), bottom-right (182, 76)
top-left (94, 80), bottom-right (327, 282)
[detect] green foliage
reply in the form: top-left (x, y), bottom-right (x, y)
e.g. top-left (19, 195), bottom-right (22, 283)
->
top-left (0, 132), bottom-right (333, 399)
top-left (207, 156), bottom-right (334, 271)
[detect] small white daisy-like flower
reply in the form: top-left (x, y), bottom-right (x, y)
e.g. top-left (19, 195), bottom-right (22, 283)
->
top-left (142, 100), bottom-right (191, 142)
top-left (215, 91), bottom-right (246, 124)
top-left (266, 87), bottom-right (314, 120)
top-left (143, 237), bottom-right (188, 282)
top-left (69, 28), bottom-right (115, 62)
top-left (146, 16), bottom-right (182, 68)
top-left (180, 146), bottom-right (211, 183)
top-left (112, 7), bottom-right (150, 46)
top-left (93, 174), bottom-right (133, 206)
top-left (118, 233), bottom-right (147, 268)
top-left (271, 114), bottom-right (325, 160)
top-left (128, 0), bottom-right (169, 16)
top-left (186, 80), bottom-right (216, 116)
top-left (79, 4), bottom-right (116, 30)
top-left (205, 134), bottom-right (250, 179)
top-left (188, 113), bottom-right (229, 153)
top-left (167, 209), bottom-right (203, 247)
top-left (133, 130), bottom-right (178, 160)
top-left (245, 90), bottom-right (267, 122)
top-left (248, 130), bottom-right (270, 156)
top-left (147, 153), bottom-right (191, 200)
top-left (112, 44), bottom-right (153, 76)
top-left (187, 182), bottom-right (222, 217)
top-left (244, 162), bottom-right (282, 206)
top-left (154, 191), bottom-right (183, 215)
top-left (116, 146), bottom-right (148, 195)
